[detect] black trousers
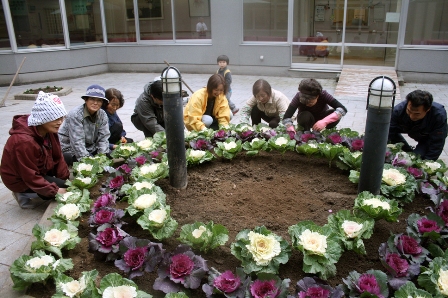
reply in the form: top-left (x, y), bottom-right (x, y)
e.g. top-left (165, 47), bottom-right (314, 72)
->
top-left (23, 175), bottom-right (68, 200)
top-left (251, 106), bottom-right (281, 128)
top-left (297, 109), bottom-right (339, 131)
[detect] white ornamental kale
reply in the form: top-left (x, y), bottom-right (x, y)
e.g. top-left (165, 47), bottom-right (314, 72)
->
top-left (351, 151), bottom-right (362, 158)
top-left (251, 138), bottom-right (260, 145)
top-left (103, 285), bottom-right (137, 298)
top-left (78, 177), bottom-right (92, 185)
top-left (148, 209), bottom-right (167, 225)
top-left (60, 191), bottom-right (74, 202)
top-left (382, 168), bottom-right (406, 186)
top-left (298, 229), bottom-right (327, 255)
top-left (363, 198), bottom-right (391, 210)
top-left (76, 163), bottom-right (93, 172)
top-left (438, 269), bottom-right (448, 296)
top-left (223, 141), bottom-right (237, 151)
top-left (245, 231), bottom-right (281, 266)
top-left (133, 181), bottom-right (154, 190)
top-left (424, 161), bottom-right (441, 172)
top-left (275, 137), bottom-right (288, 146)
top-left (341, 220), bottom-right (363, 238)
top-left (121, 145), bottom-right (137, 152)
top-left (26, 255), bottom-right (55, 269)
top-left (140, 164), bottom-right (159, 175)
top-left (137, 139), bottom-right (153, 150)
top-left (60, 276), bottom-right (87, 298)
top-left (189, 150), bottom-right (206, 159)
top-left (133, 193), bottom-right (157, 210)
top-left (192, 225), bottom-right (207, 238)
top-left (58, 204), bottom-right (80, 221)
top-left (43, 229), bottom-right (71, 247)
top-left (308, 143), bottom-right (318, 148)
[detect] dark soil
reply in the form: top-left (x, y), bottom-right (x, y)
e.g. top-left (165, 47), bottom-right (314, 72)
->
top-left (27, 151), bottom-right (430, 297)
top-left (24, 86), bottom-right (63, 94)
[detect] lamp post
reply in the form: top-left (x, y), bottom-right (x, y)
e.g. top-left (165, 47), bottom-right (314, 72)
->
top-left (161, 66), bottom-right (188, 189)
top-left (358, 76), bottom-right (396, 194)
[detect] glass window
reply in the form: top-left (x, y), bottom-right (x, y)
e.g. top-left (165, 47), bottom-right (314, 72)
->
top-left (0, 2), bottom-right (11, 50)
top-left (65, 0), bottom-right (103, 45)
top-left (405, 0), bottom-right (448, 45)
top-left (105, 0), bottom-right (136, 42)
top-left (174, 0), bottom-right (211, 40)
top-left (9, 0), bottom-right (65, 49)
top-left (243, 0), bottom-right (287, 42)
top-left (134, 0), bottom-right (172, 41)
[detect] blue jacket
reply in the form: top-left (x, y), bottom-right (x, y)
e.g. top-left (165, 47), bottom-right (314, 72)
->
top-left (388, 100), bottom-right (447, 160)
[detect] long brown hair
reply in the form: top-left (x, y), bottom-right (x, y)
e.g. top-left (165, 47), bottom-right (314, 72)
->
top-left (206, 74), bottom-right (227, 97)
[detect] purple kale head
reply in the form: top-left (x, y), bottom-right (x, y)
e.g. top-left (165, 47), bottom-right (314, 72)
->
top-left (214, 129), bottom-right (229, 142)
top-left (296, 276), bottom-right (342, 298)
top-left (89, 207), bottom-right (126, 228)
top-left (406, 167), bottom-right (424, 179)
top-left (190, 138), bottom-right (213, 150)
top-left (396, 235), bottom-right (422, 256)
top-left (357, 274), bottom-right (382, 297)
top-left (385, 253), bottom-right (409, 277)
top-left (349, 138), bottom-right (364, 151)
top-left (237, 130), bottom-right (256, 142)
top-left (301, 132), bottom-right (316, 143)
top-left (116, 163), bottom-right (132, 174)
top-left (170, 254), bottom-right (195, 282)
top-left (417, 217), bottom-right (442, 233)
top-left (250, 280), bottom-right (280, 298)
top-left (88, 225), bottom-right (128, 258)
top-left (123, 246), bottom-right (147, 270)
top-left (213, 270), bottom-right (241, 293)
top-left (327, 132), bottom-right (343, 145)
top-left (134, 155), bottom-right (147, 165)
top-left (109, 175), bottom-right (124, 190)
top-left (437, 200), bottom-right (448, 226)
top-left (92, 193), bottom-right (116, 213)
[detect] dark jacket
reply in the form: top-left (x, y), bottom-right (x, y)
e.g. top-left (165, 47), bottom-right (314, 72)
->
top-left (388, 101), bottom-right (447, 160)
top-left (0, 115), bottom-right (70, 197)
top-left (131, 81), bottom-right (165, 137)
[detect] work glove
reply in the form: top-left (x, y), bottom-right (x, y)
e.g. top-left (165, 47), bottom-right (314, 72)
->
top-left (312, 112), bottom-right (340, 132)
top-left (286, 125), bottom-right (296, 139)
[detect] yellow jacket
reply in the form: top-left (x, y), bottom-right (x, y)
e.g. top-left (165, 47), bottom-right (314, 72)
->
top-left (183, 87), bottom-right (231, 131)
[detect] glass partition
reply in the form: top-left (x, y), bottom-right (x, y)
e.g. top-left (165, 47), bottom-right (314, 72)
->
top-left (243, 0), bottom-right (288, 42)
top-left (65, 0), bottom-right (103, 45)
top-left (174, 0), bottom-right (211, 40)
top-left (105, 0), bottom-right (136, 42)
top-left (405, 0), bottom-right (448, 46)
top-left (136, 0), bottom-right (173, 41)
top-left (9, 0), bottom-right (65, 49)
top-left (0, 2), bottom-right (11, 50)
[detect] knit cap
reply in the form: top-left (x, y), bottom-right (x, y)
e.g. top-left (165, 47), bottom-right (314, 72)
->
top-left (28, 91), bottom-right (67, 126)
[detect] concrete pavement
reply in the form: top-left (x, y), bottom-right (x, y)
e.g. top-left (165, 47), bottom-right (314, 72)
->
top-left (0, 72), bottom-right (447, 297)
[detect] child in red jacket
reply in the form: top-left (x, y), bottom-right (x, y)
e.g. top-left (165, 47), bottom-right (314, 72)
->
top-left (0, 92), bottom-right (69, 209)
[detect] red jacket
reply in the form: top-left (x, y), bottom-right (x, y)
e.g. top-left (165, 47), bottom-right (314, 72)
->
top-left (0, 115), bottom-right (69, 197)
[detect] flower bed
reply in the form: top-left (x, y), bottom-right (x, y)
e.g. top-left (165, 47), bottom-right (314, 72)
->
top-left (13, 124), bottom-right (448, 297)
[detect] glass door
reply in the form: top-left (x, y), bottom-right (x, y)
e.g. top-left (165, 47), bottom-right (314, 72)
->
top-left (292, 0), bottom-right (401, 68)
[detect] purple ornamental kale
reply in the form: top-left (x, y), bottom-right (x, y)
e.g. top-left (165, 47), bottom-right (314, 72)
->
top-left (406, 167), bottom-right (423, 178)
top-left (109, 175), bottom-right (124, 189)
top-left (190, 138), bottom-right (214, 150)
top-left (357, 274), bottom-right (383, 298)
top-left (134, 155), bottom-right (147, 165)
top-left (437, 200), bottom-right (448, 226)
top-left (327, 132), bottom-right (343, 145)
top-left (237, 130), bottom-right (256, 142)
top-left (250, 280), bottom-right (280, 298)
top-left (88, 225), bottom-right (128, 261)
top-left (214, 129), bottom-right (230, 142)
top-left (350, 138), bottom-right (364, 151)
top-left (298, 286), bottom-right (330, 298)
top-left (92, 193), bottom-right (116, 213)
top-left (296, 276), bottom-right (343, 298)
top-left (213, 270), bottom-right (241, 293)
top-left (396, 235), bottom-right (422, 256)
top-left (417, 217), bottom-right (442, 233)
top-left (150, 150), bottom-right (164, 163)
top-left (116, 163), bottom-right (132, 174)
top-left (301, 132), bottom-right (316, 143)
top-left (385, 253), bottom-right (409, 277)
top-left (89, 207), bottom-right (126, 228)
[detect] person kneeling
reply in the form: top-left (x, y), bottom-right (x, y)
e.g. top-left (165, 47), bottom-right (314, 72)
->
top-left (0, 92), bottom-right (69, 209)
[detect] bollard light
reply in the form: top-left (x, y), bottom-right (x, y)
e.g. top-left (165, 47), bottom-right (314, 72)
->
top-left (358, 76), bottom-right (396, 195)
top-left (161, 66), bottom-right (188, 189)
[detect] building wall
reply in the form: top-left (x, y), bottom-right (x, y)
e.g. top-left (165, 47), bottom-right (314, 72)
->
top-left (0, 0), bottom-right (447, 86)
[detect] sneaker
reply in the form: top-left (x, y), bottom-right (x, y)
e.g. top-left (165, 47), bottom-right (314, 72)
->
top-left (232, 108), bottom-right (239, 115)
top-left (12, 192), bottom-right (41, 209)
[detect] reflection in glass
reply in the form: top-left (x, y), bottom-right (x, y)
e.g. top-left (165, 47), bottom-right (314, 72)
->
top-left (104, 0), bottom-right (136, 42)
top-left (405, 0), bottom-right (448, 45)
top-left (243, 0), bottom-right (287, 42)
top-left (65, 0), bottom-right (102, 45)
top-left (0, 2), bottom-right (11, 50)
top-left (174, 1), bottom-right (211, 40)
top-left (9, 0), bottom-right (65, 48)
top-left (136, 0), bottom-right (172, 41)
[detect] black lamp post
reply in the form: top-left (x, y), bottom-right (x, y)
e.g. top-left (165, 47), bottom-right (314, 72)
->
top-left (161, 66), bottom-right (188, 189)
top-left (358, 76), bottom-right (396, 194)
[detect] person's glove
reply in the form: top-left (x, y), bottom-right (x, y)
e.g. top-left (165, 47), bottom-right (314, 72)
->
top-left (286, 125), bottom-right (296, 139)
top-left (312, 112), bottom-right (340, 132)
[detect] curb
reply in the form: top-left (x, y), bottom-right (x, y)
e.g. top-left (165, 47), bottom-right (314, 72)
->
top-left (14, 87), bottom-right (73, 100)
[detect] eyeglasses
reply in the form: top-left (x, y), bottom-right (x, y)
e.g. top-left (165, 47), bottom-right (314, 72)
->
top-left (87, 98), bottom-right (103, 104)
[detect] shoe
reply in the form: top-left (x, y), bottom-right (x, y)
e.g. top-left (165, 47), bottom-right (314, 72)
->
top-left (12, 192), bottom-right (41, 209)
top-left (232, 108), bottom-right (239, 115)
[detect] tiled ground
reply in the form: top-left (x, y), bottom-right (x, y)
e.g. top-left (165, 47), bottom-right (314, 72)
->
top-left (0, 72), bottom-right (447, 297)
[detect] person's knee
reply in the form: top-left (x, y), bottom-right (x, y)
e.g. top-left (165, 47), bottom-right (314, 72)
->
top-left (202, 115), bottom-right (214, 127)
